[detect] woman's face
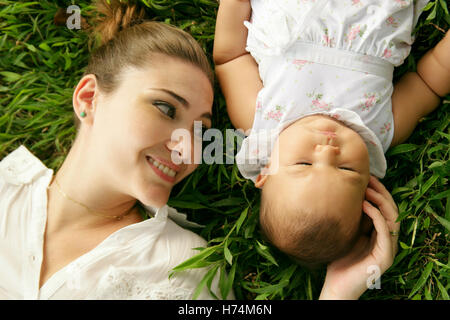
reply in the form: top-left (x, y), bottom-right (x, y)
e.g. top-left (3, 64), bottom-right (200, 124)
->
top-left (80, 55), bottom-right (214, 208)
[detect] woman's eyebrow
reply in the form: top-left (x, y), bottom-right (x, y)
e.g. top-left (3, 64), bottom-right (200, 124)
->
top-left (149, 88), bottom-right (189, 107)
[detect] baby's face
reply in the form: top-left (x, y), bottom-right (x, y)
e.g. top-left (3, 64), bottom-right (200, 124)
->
top-left (264, 114), bottom-right (370, 227)
top-left (273, 114), bottom-right (370, 175)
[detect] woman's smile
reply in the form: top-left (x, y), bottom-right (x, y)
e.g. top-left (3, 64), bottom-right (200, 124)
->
top-left (146, 155), bottom-right (178, 183)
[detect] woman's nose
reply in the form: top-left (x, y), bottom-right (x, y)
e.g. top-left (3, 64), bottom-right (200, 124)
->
top-left (165, 134), bottom-right (192, 164)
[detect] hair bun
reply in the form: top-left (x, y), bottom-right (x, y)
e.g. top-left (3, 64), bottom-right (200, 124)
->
top-left (92, 0), bottom-right (146, 46)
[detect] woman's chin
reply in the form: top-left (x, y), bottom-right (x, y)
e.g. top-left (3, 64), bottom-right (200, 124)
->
top-left (135, 186), bottom-right (171, 209)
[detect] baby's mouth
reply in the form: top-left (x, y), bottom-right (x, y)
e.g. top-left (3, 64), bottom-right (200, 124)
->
top-left (318, 130), bottom-right (337, 138)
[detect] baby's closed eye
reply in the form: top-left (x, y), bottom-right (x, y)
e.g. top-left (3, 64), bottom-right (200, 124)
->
top-left (295, 162), bottom-right (355, 172)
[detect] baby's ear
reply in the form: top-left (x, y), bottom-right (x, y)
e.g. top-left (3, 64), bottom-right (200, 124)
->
top-left (255, 163), bottom-right (273, 188)
top-left (254, 173), bottom-right (268, 189)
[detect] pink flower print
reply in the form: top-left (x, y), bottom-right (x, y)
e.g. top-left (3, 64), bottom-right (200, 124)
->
top-left (347, 26), bottom-right (360, 42)
top-left (380, 122), bottom-right (392, 135)
top-left (307, 92), bottom-right (332, 111)
top-left (322, 28), bottom-right (335, 47)
top-left (312, 99), bottom-right (330, 109)
top-left (383, 48), bottom-right (392, 59)
top-left (351, 0), bottom-right (362, 7)
top-left (292, 59), bottom-right (312, 71)
top-left (386, 16), bottom-right (399, 28)
top-left (264, 105), bottom-right (285, 122)
top-left (394, 0), bottom-right (410, 8)
top-left (359, 92), bottom-right (380, 111)
top-left (345, 24), bottom-right (367, 44)
top-left (256, 100), bottom-right (263, 112)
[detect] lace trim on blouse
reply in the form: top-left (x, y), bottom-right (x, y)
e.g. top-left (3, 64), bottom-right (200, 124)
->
top-left (94, 267), bottom-right (193, 300)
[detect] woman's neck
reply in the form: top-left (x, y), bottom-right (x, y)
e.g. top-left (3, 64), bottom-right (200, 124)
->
top-left (46, 138), bottom-right (141, 232)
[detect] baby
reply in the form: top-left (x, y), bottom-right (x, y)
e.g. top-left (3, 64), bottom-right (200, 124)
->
top-left (214, 0), bottom-right (450, 268)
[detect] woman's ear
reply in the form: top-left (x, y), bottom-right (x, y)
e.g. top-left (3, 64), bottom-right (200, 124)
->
top-left (72, 74), bottom-right (99, 126)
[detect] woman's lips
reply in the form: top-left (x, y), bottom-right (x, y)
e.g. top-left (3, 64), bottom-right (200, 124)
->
top-left (146, 156), bottom-right (177, 183)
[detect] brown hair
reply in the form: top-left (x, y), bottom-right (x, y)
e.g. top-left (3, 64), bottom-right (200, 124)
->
top-left (259, 188), bottom-right (362, 270)
top-left (75, 0), bottom-right (214, 129)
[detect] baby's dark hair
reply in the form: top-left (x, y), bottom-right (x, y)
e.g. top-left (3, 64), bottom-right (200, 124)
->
top-left (259, 188), bottom-right (362, 270)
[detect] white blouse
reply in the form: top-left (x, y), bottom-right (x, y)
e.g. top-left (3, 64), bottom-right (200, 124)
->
top-left (0, 146), bottom-right (226, 300)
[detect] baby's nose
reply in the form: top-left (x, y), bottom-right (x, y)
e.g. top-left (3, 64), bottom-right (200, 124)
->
top-left (315, 144), bottom-right (340, 154)
top-left (314, 144), bottom-right (340, 164)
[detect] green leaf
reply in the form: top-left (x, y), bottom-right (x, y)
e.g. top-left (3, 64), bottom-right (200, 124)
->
top-left (210, 197), bottom-right (244, 207)
top-left (428, 161), bottom-right (444, 169)
top-left (39, 42), bottom-right (51, 52)
top-left (426, 2), bottom-right (437, 20)
top-left (246, 279), bottom-right (289, 294)
top-left (386, 144), bottom-right (418, 156)
top-left (431, 213), bottom-right (450, 231)
top-left (171, 245), bottom-right (219, 274)
top-left (193, 264), bottom-right (220, 300)
top-left (224, 240), bottom-right (233, 265)
top-left (0, 71), bottom-right (21, 82)
top-left (408, 261), bottom-right (433, 298)
top-left (422, 1), bottom-right (435, 11)
top-left (25, 43), bottom-right (37, 52)
top-left (430, 189), bottom-right (450, 200)
top-left (219, 261), bottom-right (236, 300)
top-left (439, 0), bottom-right (449, 15)
top-left (414, 173), bottom-right (439, 201)
top-left (167, 200), bottom-right (207, 209)
top-left (236, 207), bottom-right (249, 233)
top-left (436, 131), bottom-right (450, 141)
top-left (399, 241), bottom-right (410, 250)
top-left (433, 275), bottom-right (450, 300)
top-left (255, 240), bottom-right (278, 266)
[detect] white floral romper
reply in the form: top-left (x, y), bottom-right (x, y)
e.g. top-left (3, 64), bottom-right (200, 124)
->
top-left (235, 0), bottom-right (430, 181)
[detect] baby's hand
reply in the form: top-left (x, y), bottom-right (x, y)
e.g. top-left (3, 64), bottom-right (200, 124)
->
top-left (319, 176), bottom-right (400, 300)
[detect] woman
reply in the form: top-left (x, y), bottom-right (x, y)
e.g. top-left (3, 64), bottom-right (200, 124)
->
top-left (0, 0), bottom-right (217, 299)
top-left (0, 0), bottom-right (397, 300)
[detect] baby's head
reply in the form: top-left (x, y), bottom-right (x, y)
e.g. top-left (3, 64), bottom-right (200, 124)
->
top-left (255, 114), bottom-right (371, 269)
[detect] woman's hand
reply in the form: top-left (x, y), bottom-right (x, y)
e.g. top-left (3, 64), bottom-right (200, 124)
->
top-left (319, 176), bottom-right (400, 300)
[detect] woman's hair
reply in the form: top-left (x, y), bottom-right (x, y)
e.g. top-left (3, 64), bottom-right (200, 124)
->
top-left (75, 0), bottom-right (214, 129)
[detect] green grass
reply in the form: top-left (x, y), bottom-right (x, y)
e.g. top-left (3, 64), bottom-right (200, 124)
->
top-left (0, 0), bottom-right (449, 300)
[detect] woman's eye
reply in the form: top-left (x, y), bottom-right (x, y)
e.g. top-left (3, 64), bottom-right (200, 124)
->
top-left (154, 101), bottom-right (176, 119)
top-left (339, 167), bottom-right (354, 172)
top-left (296, 162), bottom-right (312, 166)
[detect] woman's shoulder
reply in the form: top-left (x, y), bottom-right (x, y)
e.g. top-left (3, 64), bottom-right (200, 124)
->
top-left (0, 145), bottom-right (52, 186)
